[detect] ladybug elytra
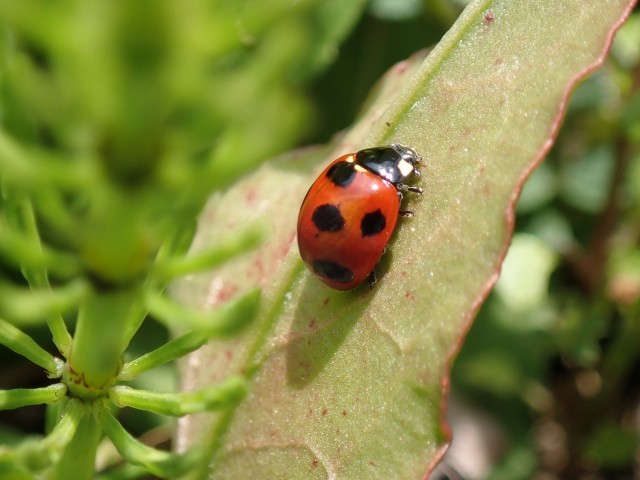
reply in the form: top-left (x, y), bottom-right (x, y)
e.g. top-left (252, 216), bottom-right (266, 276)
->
top-left (297, 144), bottom-right (422, 290)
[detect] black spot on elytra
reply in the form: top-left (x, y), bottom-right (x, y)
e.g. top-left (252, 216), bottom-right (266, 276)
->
top-left (360, 209), bottom-right (386, 237)
top-left (326, 161), bottom-right (356, 188)
top-left (313, 260), bottom-right (354, 283)
top-left (312, 204), bottom-right (345, 232)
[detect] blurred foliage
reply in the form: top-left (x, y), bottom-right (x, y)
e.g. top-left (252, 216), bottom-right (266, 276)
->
top-left (452, 7), bottom-right (640, 479)
top-left (0, 0), bottom-right (368, 285)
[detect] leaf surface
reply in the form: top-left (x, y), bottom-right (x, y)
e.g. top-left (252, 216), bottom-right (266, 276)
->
top-left (173, 1), bottom-right (636, 478)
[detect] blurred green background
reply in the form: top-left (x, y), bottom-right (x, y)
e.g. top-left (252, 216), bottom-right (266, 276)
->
top-left (0, 0), bottom-right (638, 478)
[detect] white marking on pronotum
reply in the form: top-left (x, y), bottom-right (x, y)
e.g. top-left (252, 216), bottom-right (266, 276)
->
top-left (397, 158), bottom-right (414, 178)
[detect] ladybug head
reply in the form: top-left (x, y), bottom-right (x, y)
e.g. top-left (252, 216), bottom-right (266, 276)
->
top-left (356, 144), bottom-right (422, 185)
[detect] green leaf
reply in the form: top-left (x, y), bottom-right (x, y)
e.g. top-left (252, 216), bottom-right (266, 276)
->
top-left (0, 318), bottom-right (64, 375)
top-left (0, 220), bottom-right (81, 278)
top-left (299, 0), bottom-right (369, 77)
top-left (0, 280), bottom-right (89, 325)
top-left (120, 289), bottom-right (261, 380)
top-left (560, 144), bottom-right (616, 213)
top-left (0, 384), bottom-right (66, 410)
top-left (95, 403), bottom-right (202, 479)
top-left (0, 461), bottom-right (36, 480)
top-left (173, 1), bottom-right (635, 478)
top-left (0, 192), bottom-right (73, 352)
top-left (494, 233), bottom-right (558, 311)
top-left (153, 224), bottom-right (266, 281)
top-left (583, 423), bottom-right (639, 468)
top-left (144, 287), bottom-right (261, 333)
top-left (53, 401), bottom-right (101, 480)
top-left (1, 398), bottom-right (85, 475)
top-left (108, 376), bottom-right (247, 416)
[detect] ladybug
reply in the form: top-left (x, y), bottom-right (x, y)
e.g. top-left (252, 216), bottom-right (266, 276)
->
top-left (297, 144), bottom-right (423, 290)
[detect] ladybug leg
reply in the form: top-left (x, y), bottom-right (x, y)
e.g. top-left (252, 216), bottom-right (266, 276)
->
top-left (398, 184), bottom-right (419, 217)
top-left (368, 271), bottom-right (377, 289)
top-left (397, 183), bottom-right (424, 195)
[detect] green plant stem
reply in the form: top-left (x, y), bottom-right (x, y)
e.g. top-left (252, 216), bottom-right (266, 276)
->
top-left (108, 377), bottom-right (247, 416)
top-left (0, 317), bottom-right (64, 375)
top-left (51, 400), bottom-right (100, 480)
top-left (65, 288), bottom-right (139, 398)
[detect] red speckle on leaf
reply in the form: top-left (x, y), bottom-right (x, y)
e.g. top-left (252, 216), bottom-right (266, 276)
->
top-left (391, 60), bottom-right (409, 75)
top-left (224, 350), bottom-right (233, 360)
top-left (322, 408), bottom-right (328, 416)
top-left (311, 458), bottom-right (319, 469)
top-left (211, 282), bottom-right (239, 304)
top-left (404, 291), bottom-right (415, 301)
top-left (204, 208), bottom-right (216, 223)
top-left (245, 188), bottom-right (258, 205)
top-left (323, 297), bottom-right (330, 306)
top-left (495, 58), bottom-right (503, 66)
top-left (369, 460), bottom-right (379, 467)
top-left (249, 258), bottom-right (265, 280)
top-left (308, 318), bottom-right (316, 330)
top-left (484, 12), bottom-right (494, 23)
top-left (278, 232), bottom-right (296, 258)
top-left (342, 410), bottom-right (347, 416)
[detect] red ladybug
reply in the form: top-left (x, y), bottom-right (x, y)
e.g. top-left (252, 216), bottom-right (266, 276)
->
top-left (297, 144), bottom-right (422, 290)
